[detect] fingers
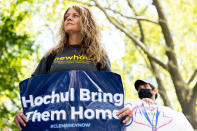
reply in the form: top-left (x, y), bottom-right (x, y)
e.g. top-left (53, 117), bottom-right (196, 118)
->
top-left (117, 107), bottom-right (132, 124)
top-left (117, 107), bottom-right (132, 118)
top-left (122, 115), bottom-right (132, 124)
top-left (14, 111), bottom-right (28, 130)
top-left (20, 112), bottom-right (28, 123)
top-left (14, 117), bottom-right (22, 131)
top-left (117, 107), bottom-right (128, 116)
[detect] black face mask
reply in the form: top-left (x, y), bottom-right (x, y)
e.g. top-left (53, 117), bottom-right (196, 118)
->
top-left (138, 89), bottom-right (153, 99)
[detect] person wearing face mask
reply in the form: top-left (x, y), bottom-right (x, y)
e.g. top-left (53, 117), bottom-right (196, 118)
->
top-left (134, 80), bottom-right (158, 103)
top-left (125, 79), bottom-right (194, 131)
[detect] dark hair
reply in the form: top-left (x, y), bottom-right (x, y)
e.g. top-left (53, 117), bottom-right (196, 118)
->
top-left (134, 80), bottom-right (158, 99)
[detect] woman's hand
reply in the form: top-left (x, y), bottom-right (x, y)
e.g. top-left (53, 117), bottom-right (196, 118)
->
top-left (14, 111), bottom-right (28, 130)
top-left (117, 107), bottom-right (132, 124)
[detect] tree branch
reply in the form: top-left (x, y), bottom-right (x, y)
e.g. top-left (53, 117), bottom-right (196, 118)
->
top-left (126, 0), bottom-right (135, 12)
top-left (139, 6), bottom-right (148, 15)
top-left (126, 0), bottom-right (171, 107)
top-left (104, 7), bottom-right (159, 25)
top-left (92, 0), bottom-right (168, 71)
top-left (126, 0), bottom-right (145, 42)
top-left (191, 81), bottom-right (197, 105)
top-left (187, 68), bottom-right (197, 85)
top-left (149, 58), bottom-right (172, 107)
top-left (152, 3), bottom-right (197, 128)
top-left (153, 0), bottom-right (180, 70)
top-left (68, 0), bottom-right (159, 25)
top-left (126, 0), bottom-right (154, 25)
top-left (67, 0), bottom-right (95, 6)
top-left (153, 0), bottom-right (188, 85)
top-left (153, 0), bottom-right (175, 50)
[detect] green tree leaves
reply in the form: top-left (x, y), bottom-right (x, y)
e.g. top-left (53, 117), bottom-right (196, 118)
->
top-left (0, 0), bottom-right (37, 129)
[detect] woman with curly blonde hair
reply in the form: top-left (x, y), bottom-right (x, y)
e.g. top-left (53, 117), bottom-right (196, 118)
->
top-left (14, 5), bottom-right (131, 130)
top-left (30, 5), bottom-right (111, 76)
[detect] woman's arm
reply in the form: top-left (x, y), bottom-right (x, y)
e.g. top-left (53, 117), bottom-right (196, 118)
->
top-left (31, 56), bottom-right (48, 76)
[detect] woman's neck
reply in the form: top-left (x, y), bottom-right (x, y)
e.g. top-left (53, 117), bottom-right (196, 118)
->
top-left (68, 33), bottom-right (82, 45)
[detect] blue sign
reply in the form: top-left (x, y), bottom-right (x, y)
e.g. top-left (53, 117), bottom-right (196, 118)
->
top-left (19, 71), bottom-right (125, 131)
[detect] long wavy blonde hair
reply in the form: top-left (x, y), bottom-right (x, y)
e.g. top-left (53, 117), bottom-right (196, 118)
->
top-left (47, 5), bottom-right (107, 68)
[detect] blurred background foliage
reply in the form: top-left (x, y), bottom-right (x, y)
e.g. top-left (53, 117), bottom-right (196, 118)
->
top-left (0, 0), bottom-right (38, 129)
top-left (0, 0), bottom-right (196, 130)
